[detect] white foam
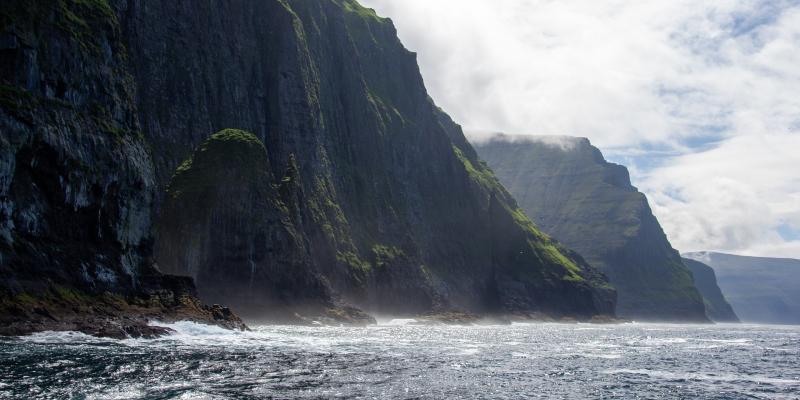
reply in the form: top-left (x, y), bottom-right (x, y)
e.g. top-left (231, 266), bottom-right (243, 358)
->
top-left (85, 386), bottom-right (145, 400)
top-left (148, 320), bottom-right (241, 336)
top-left (635, 337), bottom-right (688, 346)
top-left (562, 351), bottom-right (623, 359)
top-left (380, 318), bottom-right (420, 326)
top-left (175, 393), bottom-right (224, 400)
top-left (19, 330), bottom-right (107, 344)
top-left (695, 338), bottom-right (751, 345)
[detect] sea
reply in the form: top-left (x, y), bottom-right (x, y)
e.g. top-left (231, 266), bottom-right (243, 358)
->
top-left (0, 321), bottom-right (798, 399)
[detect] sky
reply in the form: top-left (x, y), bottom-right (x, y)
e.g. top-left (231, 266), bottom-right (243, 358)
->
top-left (360, 0), bottom-right (800, 258)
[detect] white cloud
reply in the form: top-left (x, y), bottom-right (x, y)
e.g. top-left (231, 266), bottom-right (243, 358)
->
top-left (360, 0), bottom-right (800, 257)
top-left (471, 133), bottom-right (584, 151)
top-left (640, 134), bottom-right (800, 256)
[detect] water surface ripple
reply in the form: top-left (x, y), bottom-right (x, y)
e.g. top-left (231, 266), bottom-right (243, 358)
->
top-left (1, 322), bottom-right (798, 399)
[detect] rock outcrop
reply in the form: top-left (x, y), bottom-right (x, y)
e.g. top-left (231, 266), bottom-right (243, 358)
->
top-left (682, 258), bottom-right (739, 322)
top-left (474, 135), bottom-right (707, 321)
top-left (684, 252), bottom-right (800, 325)
top-left (157, 129), bottom-right (373, 324)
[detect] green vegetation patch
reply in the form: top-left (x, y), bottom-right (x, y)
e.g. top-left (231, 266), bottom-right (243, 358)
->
top-left (337, 251), bottom-right (370, 272)
top-left (505, 203), bottom-right (584, 282)
top-left (1, 0), bottom-right (118, 54)
top-left (371, 244), bottom-right (404, 268)
top-left (366, 87), bottom-right (405, 127)
top-left (452, 145), bottom-right (506, 193)
top-left (335, 0), bottom-right (389, 49)
top-left (307, 176), bottom-right (352, 247)
top-left (339, 0), bottom-right (387, 22)
top-left (533, 240), bottom-right (584, 282)
top-left (167, 129), bottom-right (269, 200)
top-left (3, 285), bottom-right (96, 309)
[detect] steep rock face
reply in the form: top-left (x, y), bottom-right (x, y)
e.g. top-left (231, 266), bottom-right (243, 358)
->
top-left (684, 252), bottom-right (800, 325)
top-left (475, 136), bottom-right (706, 321)
top-left (158, 129), bottom-right (371, 324)
top-left (0, 0), bottom-right (244, 336)
top-left (681, 258), bottom-right (738, 322)
top-left (121, 0), bottom-right (615, 319)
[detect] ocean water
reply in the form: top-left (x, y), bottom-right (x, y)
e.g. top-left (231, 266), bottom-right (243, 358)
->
top-left (0, 322), bottom-right (798, 399)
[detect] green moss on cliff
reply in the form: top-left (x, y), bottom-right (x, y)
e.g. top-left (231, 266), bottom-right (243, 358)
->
top-left (1, 84), bottom-right (124, 140)
top-left (308, 176), bottom-right (352, 248)
top-left (371, 244), bottom-right (404, 268)
top-left (335, 0), bottom-right (389, 50)
top-left (3, 286), bottom-right (96, 309)
top-left (58, 0), bottom-right (117, 53)
top-left (366, 87), bottom-right (405, 126)
top-left (508, 206), bottom-right (545, 240)
top-left (453, 142), bottom-right (589, 284)
top-left (206, 128), bottom-right (264, 147)
top-left (167, 129), bottom-right (268, 200)
top-left (452, 145), bottom-right (505, 192)
top-left (534, 241), bottom-right (583, 281)
top-left (339, 0), bottom-right (387, 23)
top-left (337, 250), bottom-right (371, 285)
top-left (1, 0), bottom-right (117, 54)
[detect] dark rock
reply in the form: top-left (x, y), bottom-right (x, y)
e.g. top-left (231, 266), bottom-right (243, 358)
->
top-left (416, 311), bottom-right (481, 326)
top-left (0, 286), bottom-right (248, 338)
top-left (0, 0), bottom-right (249, 336)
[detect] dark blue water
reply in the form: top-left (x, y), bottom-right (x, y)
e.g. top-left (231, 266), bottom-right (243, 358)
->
top-left (1, 321), bottom-right (798, 399)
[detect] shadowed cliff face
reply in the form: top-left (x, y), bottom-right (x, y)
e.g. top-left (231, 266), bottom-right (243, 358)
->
top-left (682, 258), bottom-right (739, 322)
top-left (124, 0), bottom-right (615, 319)
top-left (1, 0), bottom-right (151, 296)
top-left (474, 136), bottom-right (707, 321)
top-left (0, 0), bottom-right (245, 336)
top-left (157, 129), bottom-right (373, 324)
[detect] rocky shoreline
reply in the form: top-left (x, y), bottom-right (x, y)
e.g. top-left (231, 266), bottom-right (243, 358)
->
top-left (1, 302), bottom-right (636, 339)
top-left (0, 289), bottom-right (247, 339)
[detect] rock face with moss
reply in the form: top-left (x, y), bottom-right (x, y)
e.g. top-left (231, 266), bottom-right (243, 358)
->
top-left (1, 0), bottom-right (616, 329)
top-left (681, 258), bottom-right (739, 322)
top-left (0, 0), bottom-right (244, 336)
top-left (474, 136), bottom-right (707, 321)
top-left (128, 0), bottom-right (614, 319)
top-left (157, 129), bottom-right (372, 324)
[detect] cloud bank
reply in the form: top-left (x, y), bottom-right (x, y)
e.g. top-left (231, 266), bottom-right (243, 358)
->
top-left (360, 0), bottom-right (800, 257)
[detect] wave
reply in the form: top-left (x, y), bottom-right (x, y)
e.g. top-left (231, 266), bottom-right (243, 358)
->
top-left (18, 330), bottom-right (110, 344)
top-left (148, 320), bottom-right (243, 336)
top-left (379, 318), bottom-right (420, 326)
top-left (603, 368), bottom-right (799, 385)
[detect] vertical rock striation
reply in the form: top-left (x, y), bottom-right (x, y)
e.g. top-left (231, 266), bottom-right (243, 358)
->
top-left (475, 135), bottom-right (707, 321)
top-left (123, 0), bottom-right (614, 319)
top-left (0, 0), bottom-right (244, 336)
